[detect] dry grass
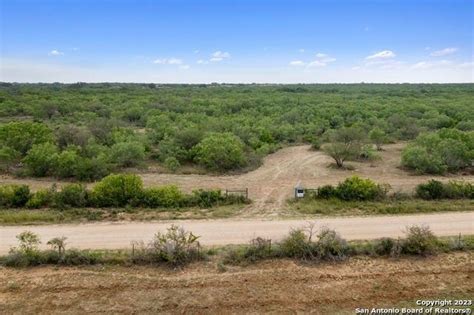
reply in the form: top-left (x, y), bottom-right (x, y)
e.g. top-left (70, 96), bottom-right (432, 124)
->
top-left (0, 251), bottom-right (472, 314)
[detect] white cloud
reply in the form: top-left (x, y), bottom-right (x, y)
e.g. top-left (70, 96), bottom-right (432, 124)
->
top-left (307, 60), bottom-right (326, 67)
top-left (289, 60), bottom-right (305, 66)
top-left (411, 60), bottom-right (454, 69)
top-left (430, 47), bottom-right (458, 57)
top-left (197, 59), bottom-right (209, 65)
top-left (351, 66), bottom-right (361, 70)
top-left (168, 58), bottom-right (183, 65)
top-left (365, 50), bottom-right (396, 60)
top-left (210, 51), bottom-right (231, 62)
top-left (48, 49), bottom-right (63, 56)
top-left (412, 61), bottom-right (431, 69)
top-left (179, 65), bottom-right (190, 70)
top-left (290, 53), bottom-right (336, 68)
top-left (153, 58), bottom-right (183, 65)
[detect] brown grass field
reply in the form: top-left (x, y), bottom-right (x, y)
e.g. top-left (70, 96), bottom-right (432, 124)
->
top-left (1, 252), bottom-right (472, 314)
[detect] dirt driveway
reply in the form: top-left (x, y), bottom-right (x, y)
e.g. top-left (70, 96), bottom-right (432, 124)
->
top-left (2, 143), bottom-right (473, 214)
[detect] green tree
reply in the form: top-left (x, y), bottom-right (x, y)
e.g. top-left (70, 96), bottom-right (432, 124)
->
top-left (193, 133), bottom-right (247, 171)
top-left (110, 141), bottom-right (146, 167)
top-left (369, 128), bottom-right (387, 151)
top-left (323, 127), bottom-right (365, 168)
top-left (23, 143), bottom-right (59, 176)
top-left (0, 121), bottom-right (54, 155)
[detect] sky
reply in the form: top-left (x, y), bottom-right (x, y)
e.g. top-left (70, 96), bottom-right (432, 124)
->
top-left (1, 0), bottom-right (473, 83)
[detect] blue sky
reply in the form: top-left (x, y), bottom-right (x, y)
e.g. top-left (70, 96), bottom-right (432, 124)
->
top-left (1, 0), bottom-right (473, 83)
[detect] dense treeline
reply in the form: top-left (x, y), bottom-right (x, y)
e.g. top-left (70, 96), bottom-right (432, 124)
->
top-left (0, 83), bottom-right (473, 179)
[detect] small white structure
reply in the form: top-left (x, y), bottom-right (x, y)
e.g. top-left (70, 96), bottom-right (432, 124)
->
top-left (294, 181), bottom-right (305, 198)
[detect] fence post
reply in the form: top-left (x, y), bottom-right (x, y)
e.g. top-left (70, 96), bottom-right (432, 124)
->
top-left (246, 188), bottom-right (248, 199)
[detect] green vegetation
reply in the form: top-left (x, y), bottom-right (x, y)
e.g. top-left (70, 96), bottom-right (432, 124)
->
top-left (306, 176), bottom-right (389, 201)
top-left (401, 128), bottom-right (474, 174)
top-left (2, 226), bottom-right (472, 268)
top-left (416, 180), bottom-right (473, 200)
top-left (0, 174), bottom-right (249, 211)
top-left (1, 83), bottom-right (473, 179)
top-left (221, 225), bottom-right (472, 265)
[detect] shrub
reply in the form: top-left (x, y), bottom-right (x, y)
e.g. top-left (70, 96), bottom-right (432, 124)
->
top-left (358, 144), bottom-right (380, 161)
top-left (0, 185), bottom-right (30, 208)
top-left (416, 180), bottom-right (445, 200)
top-left (26, 188), bottom-right (54, 209)
top-left (243, 237), bottom-right (273, 262)
top-left (23, 143), bottom-right (59, 177)
top-left (110, 141), bottom-right (146, 167)
top-left (316, 185), bottom-right (337, 199)
top-left (91, 174), bottom-right (144, 207)
top-left (193, 133), bottom-right (247, 171)
top-left (149, 225), bottom-right (202, 266)
top-left (143, 185), bottom-right (185, 208)
top-left (55, 148), bottom-right (80, 178)
top-left (0, 146), bottom-right (20, 172)
top-left (401, 129), bottom-right (473, 174)
top-left (164, 156), bottom-right (180, 172)
top-left (335, 176), bottom-right (387, 201)
top-left (373, 237), bottom-right (397, 256)
top-left (191, 189), bottom-right (223, 208)
top-left (369, 128), bottom-right (387, 151)
top-left (315, 228), bottom-right (348, 261)
top-left (401, 225), bottom-right (438, 256)
top-left (0, 121), bottom-right (54, 155)
top-left (279, 229), bottom-right (315, 259)
top-left (74, 156), bottom-right (111, 181)
top-left (443, 181), bottom-right (474, 199)
top-left (54, 184), bottom-right (88, 208)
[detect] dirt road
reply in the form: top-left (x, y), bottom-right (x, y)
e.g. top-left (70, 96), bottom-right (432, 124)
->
top-left (1, 212), bottom-right (472, 254)
top-left (1, 252), bottom-right (472, 314)
top-left (2, 144), bottom-right (473, 214)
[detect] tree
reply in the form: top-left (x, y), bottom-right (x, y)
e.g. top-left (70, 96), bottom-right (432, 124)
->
top-left (0, 121), bottom-right (54, 155)
top-left (16, 231), bottom-right (41, 254)
top-left (23, 143), bottom-right (59, 176)
top-left (323, 127), bottom-right (365, 168)
top-left (369, 128), bottom-right (387, 151)
top-left (110, 141), bottom-right (146, 167)
top-left (193, 133), bottom-right (247, 171)
top-left (56, 148), bottom-right (80, 178)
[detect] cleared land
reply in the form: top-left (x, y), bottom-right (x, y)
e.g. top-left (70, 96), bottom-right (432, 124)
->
top-left (1, 252), bottom-right (472, 314)
top-left (2, 143), bottom-right (473, 215)
top-left (1, 212), bottom-right (473, 254)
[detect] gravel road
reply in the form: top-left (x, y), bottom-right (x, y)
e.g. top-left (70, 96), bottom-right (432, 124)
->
top-left (1, 212), bottom-right (472, 253)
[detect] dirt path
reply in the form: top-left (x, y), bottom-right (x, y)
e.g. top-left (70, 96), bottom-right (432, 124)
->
top-left (1, 252), bottom-right (472, 314)
top-left (2, 143), bottom-right (473, 214)
top-left (1, 212), bottom-right (472, 254)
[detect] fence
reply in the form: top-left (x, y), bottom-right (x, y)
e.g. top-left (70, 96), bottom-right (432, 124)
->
top-left (225, 188), bottom-right (249, 199)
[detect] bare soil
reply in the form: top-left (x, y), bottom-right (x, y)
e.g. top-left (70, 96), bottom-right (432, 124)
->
top-left (1, 252), bottom-right (472, 314)
top-left (2, 143), bottom-right (473, 215)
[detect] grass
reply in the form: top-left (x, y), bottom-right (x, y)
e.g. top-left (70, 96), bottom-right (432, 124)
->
top-left (0, 204), bottom-right (245, 225)
top-left (289, 198), bottom-right (474, 216)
